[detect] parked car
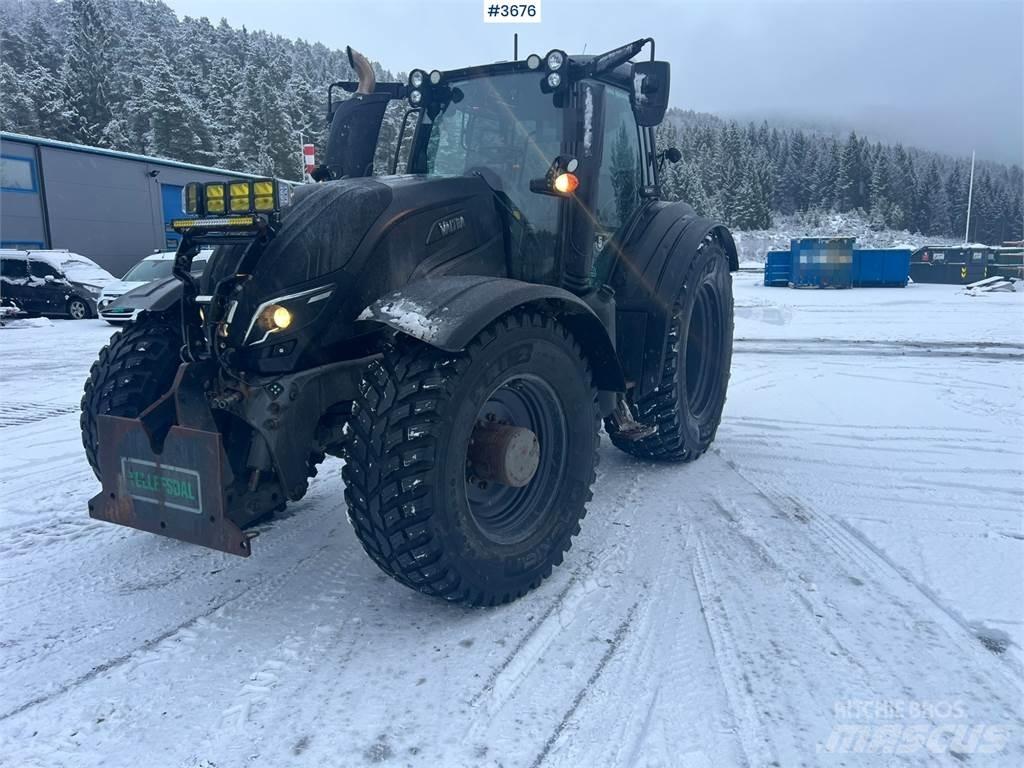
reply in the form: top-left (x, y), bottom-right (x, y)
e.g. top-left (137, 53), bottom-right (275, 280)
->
top-left (99, 249), bottom-right (212, 325)
top-left (0, 249), bottom-right (117, 319)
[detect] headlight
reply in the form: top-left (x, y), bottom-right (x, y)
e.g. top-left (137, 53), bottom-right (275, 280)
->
top-left (243, 286), bottom-right (334, 345)
top-left (429, 69), bottom-right (442, 85)
top-left (409, 69), bottom-right (425, 88)
top-left (266, 305), bottom-right (293, 330)
top-left (546, 50), bottom-right (565, 71)
top-left (546, 72), bottom-right (561, 89)
top-left (409, 89), bottom-right (423, 106)
top-left (526, 54), bottom-right (541, 70)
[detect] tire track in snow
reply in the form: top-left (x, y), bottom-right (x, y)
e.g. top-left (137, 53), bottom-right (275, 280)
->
top-left (535, 514), bottom-right (743, 768)
top-left (0, 518), bottom-right (345, 724)
top-left (464, 466), bottom-right (649, 738)
top-left (720, 450), bottom-right (1024, 681)
top-left (0, 465), bottom-right (351, 710)
top-left (526, 601), bottom-right (641, 768)
top-left (734, 337), bottom-right (1024, 361)
top-left (686, 452), bottom-right (1024, 765)
top-left (0, 401), bottom-right (80, 428)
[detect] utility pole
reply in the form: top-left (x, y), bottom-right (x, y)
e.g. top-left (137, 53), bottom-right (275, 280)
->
top-left (964, 150), bottom-right (975, 243)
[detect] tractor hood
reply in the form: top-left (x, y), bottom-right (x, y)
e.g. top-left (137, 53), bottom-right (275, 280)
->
top-left (199, 173), bottom-right (506, 373)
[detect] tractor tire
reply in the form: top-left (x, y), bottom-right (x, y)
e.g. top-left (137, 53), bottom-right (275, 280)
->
top-left (80, 317), bottom-right (183, 481)
top-left (606, 236), bottom-right (734, 462)
top-left (342, 311), bottom-right (599, 606)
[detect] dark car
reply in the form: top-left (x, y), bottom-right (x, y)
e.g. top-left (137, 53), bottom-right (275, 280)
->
top-left (0, 249), bottom-right (117, 319)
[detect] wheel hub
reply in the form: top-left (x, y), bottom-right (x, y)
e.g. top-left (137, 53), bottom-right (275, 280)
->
top-left (468, 422), bottom-right (540, 488)
top-left (464, 374), bottom-right (567, 546)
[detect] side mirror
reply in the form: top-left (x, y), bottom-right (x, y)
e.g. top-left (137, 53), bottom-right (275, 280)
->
top-left (631, 61), bottom-right (671, 126)
top-left (658, 147), bottom-right (682, 172)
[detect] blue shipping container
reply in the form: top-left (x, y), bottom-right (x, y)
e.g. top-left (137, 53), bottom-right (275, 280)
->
top-left (852, 249), bottom-right (911, 287)
top-left (764, 250), bottom-right (792, 286)
top-left (791, 238), bottom-right (854, 288)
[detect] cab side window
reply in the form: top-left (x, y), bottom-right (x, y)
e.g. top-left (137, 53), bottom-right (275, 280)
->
top-left (0, 257), bottom-right (29, 280)
top-left (29, 261), bottom-right (59, 280)
top-left (592, 86), bottom-right (642, 283)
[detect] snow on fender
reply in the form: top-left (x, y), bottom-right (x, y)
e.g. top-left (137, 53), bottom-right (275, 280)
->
top-left (357, 296), bottom-right (445, 344)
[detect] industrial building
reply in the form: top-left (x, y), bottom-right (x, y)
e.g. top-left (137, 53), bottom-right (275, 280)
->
top-left (0, 132), bottom-right (251, 277)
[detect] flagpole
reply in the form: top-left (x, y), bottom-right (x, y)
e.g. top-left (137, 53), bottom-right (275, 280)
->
top-left (964, 150), bottom-right (975, 243)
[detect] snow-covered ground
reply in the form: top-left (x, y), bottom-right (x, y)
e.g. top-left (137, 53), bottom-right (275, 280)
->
top-left (1, 276), bottom-right (1022, 767)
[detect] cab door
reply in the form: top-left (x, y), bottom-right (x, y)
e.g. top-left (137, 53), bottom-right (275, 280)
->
top-left (588, 84), bottom-right (643, 286)
top-left (28, 259), bottom-right (68, 315)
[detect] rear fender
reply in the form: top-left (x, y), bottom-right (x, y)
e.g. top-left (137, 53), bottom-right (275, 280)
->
top-left (611, 202), bottom-right (737, 397)
top-left (357, 276), bottom-right (626, 392)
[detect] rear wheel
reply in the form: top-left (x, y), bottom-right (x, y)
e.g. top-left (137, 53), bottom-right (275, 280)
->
top-left (80, 318), bottom-right (183, 480)
top-left (606, 237), bottom-right (734, 462)
top-left (342, 311), bottom-right (599, 605)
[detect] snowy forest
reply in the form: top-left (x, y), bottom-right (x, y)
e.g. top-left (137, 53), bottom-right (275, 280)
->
top-left (1, 0), bottom-right (1021, 244)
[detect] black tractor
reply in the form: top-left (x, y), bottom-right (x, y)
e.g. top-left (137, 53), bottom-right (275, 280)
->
top-left (81, 39), bottom-right (738, 605)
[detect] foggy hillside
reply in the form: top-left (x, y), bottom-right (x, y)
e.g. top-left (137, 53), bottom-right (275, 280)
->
top-left (1, 0), bottom-right (1020, 244)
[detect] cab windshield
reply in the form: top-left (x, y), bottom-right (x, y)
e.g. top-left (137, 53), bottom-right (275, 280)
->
top-left (416, 72), bottom-right (564, 282)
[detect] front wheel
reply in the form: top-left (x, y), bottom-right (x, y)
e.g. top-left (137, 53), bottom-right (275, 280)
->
top-left (606, 237), bottom-right (734, 462)
top-left (342, 311), bottom-right (599, 606)
top-left (80, 317), bottom-right (183, 480)
top-left (67, 297), bottom-right (90, 319)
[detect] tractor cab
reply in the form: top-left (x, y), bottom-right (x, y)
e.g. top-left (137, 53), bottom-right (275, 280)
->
top-left (324, 39), bottom-right (672, 293)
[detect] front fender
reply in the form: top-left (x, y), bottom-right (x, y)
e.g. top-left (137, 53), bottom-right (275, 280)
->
top-left (108, 276), bottom-right (183, 315)
top-left (357, 275), bottom-right (625, 392)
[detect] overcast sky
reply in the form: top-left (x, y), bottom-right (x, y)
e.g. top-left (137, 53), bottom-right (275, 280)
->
top-left (164, 0), bottom-right (1023, 165)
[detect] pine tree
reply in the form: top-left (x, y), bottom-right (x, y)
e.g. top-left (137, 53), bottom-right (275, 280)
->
top-left (945, 162), bottom-right (968, 240)
top-left (922, 160), bottom-right (951, 236)
top-left (674, 161), bottom-right (709, 214)
top-left (609, 124), bottom-right (639, 226)
top-left (56, 0), bottom-right (115, 145)
top-left (835, 132), bottom-right (861, 212)
top-left (868, 154), bottom-right (891, 230)
top-left (809, 142), bottom-right (838, 212)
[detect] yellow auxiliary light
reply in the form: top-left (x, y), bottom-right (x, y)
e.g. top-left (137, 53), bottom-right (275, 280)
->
top-left (229, 181), bottom-right (252, 213)
top-left (183, 182), bottom-right (202, 215)
top-left (205, 182), bottom-right (226, 214)
top-left (253, 180), bottom-right (275, 212)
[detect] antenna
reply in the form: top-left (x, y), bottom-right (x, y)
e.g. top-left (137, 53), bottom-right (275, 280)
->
top-left (514, 33), bottom-right (518, 61)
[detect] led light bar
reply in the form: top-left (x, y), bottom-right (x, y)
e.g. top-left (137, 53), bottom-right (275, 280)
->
top-left (171, 215), bottom-right (257, 230)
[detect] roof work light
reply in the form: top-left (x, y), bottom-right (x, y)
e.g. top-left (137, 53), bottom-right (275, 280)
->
top-left (173, 178), bottom-right (290, 234)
